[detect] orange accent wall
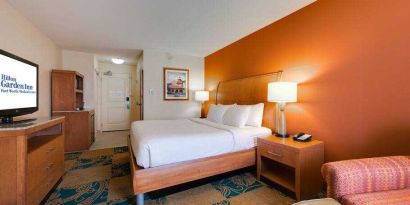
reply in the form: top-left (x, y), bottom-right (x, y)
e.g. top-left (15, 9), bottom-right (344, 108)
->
top-left (205, 0), bottom-right (410, 162)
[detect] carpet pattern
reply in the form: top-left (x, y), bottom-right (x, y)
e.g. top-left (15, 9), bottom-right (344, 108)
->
top-left (42, 147), bottom-right (296, 205)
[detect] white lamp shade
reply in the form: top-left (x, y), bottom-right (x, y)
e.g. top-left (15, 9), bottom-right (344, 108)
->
top-left (195, 91), bottom-right (209, 102)
top-left (268, 82), bottom-right (297, 102)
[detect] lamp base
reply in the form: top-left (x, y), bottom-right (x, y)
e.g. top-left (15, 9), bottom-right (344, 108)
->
top-left (274, 133), bottom-right (289, 138)
top-left (200, 103), bottom-right (206, 118)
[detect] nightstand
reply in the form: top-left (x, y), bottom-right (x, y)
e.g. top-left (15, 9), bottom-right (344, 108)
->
top-left (257, 136), bottom-right (324, 201)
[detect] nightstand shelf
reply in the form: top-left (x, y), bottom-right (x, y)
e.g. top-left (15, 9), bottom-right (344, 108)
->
top-left (257, 136), bottom-right (324, 201)
top-left (260, 157), bottom-right (296, 191)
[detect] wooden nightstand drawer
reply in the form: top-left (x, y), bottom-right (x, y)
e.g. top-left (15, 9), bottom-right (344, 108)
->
top-left (258, 142), bottom-right (297, 167)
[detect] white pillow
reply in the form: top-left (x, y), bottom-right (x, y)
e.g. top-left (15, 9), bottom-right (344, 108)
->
top-left (222, 105), bottom-right (251, 127)
top-left (207, 104), bottom-right (234, 123)
top-left (246, 103), bottom-right (264, 127)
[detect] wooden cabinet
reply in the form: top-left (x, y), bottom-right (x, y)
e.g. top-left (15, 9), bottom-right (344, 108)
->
top-left (257, 136), bottom-right (324, 201)
top-left (51, 70), bottom-right (84, 111)
top-left (53, 110), bottom-right (95, 152)
top-left (51, 69), bottom-right (95, 152)
top-left (0, 117), bottom-right (65, 205)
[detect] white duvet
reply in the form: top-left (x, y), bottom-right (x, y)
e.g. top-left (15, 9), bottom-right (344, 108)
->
top-left (130, 118), bottom-right (271, 168)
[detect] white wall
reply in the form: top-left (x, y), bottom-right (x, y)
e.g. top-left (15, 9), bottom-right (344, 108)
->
top-left (62, 50), bottom-right (96, 109)
top-left (143, 50), bottom-right (204, 119)
top-left (0, 0), bottom-right (61, 118)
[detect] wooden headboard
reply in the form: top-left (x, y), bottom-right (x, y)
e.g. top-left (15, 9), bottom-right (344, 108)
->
top-left (215, 71), bottom-right (283, 131)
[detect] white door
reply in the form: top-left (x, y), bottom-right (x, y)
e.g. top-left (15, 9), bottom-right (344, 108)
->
top-left (101, 71), bottom-right (131, 131)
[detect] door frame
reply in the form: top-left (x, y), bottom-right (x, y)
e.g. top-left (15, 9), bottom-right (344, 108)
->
top-left (139, 69), bottom-right (144, 120)
top-left (101, 71), bottom-right (131, 131)
top-left (96, 61), bottom-right (141, 132)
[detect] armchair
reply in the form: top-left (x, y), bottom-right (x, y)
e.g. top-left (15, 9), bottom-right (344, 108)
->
top-left (321, 156), bottom-right (410, 205)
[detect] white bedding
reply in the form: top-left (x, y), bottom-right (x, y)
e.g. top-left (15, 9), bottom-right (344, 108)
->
top-left (130, 118), bottom-right (271, 168)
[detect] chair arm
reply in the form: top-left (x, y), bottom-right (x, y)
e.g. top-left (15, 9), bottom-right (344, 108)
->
top-left (321, 156), bottom-right (410, 200)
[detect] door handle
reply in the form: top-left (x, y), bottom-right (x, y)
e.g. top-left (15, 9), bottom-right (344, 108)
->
top-left (126, 97), bottom-right (130, 110)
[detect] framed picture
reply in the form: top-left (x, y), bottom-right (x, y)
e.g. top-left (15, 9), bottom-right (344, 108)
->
top-left (163, 67), bottom-right (189, 100)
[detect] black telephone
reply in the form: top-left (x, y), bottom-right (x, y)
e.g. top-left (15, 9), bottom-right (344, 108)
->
top-left (293, 133), bottom-right (312, 142)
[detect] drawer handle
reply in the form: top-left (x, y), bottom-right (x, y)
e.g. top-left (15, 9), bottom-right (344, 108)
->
top-left (47, 147), bottom-right (56, 153)
top-left (267, 151), bottom-right (282, 157)
top-left (46, 163), bottom-right (55, 171)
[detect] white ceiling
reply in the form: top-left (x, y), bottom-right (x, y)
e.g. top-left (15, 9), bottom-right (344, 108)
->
top-left (7, 0), bottom-right (315, 57)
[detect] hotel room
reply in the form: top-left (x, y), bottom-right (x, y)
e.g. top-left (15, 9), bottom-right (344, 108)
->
top-left (0, 0), bottom-right (409, 205)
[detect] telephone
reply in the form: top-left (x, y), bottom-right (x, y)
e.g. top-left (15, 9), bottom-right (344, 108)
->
top-left (293, 133), bottom-right (312, 142)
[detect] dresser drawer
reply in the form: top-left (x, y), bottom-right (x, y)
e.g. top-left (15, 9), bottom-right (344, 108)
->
top-left (258, 142), bottom-right (298, 167)
top-left (27, 176), bottom-right (50, 205)
top-left (28, 135), bottom-right (63, 170)
top-left (27, 164), bottom-right (62, 205)
top-left (27, 135), bottom-right (64, 196)
top-left (28, 152), bottom-right (63, 192)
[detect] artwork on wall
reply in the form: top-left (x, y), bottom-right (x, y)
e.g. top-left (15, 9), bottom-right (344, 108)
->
top-left (163, 67), bottom-right (189, 100)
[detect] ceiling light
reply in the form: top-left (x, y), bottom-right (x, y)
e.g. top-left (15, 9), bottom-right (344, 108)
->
top-left (112, 58), bottom-right (125, 64)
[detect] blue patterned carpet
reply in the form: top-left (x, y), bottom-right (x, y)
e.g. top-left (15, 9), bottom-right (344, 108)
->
top-left (41, 147), bottom-right (297, 205)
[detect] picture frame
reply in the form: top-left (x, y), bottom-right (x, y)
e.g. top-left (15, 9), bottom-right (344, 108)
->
top-left (163, 67), bottom-right (189, 100)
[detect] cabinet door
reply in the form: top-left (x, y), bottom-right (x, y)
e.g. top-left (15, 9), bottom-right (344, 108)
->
top-left (51, 72), bottom-right (76, 111)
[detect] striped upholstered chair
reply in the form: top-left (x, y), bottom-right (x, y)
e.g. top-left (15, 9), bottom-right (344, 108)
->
top-left (322, 156), bottom-right (410, 205)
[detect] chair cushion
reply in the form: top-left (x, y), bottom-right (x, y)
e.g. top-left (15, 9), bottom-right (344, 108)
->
top-left (341, 188), bottom-right (410, 205)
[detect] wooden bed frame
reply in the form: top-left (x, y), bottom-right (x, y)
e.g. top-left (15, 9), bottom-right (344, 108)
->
top-left (128, 71), bottom-right (282, 205)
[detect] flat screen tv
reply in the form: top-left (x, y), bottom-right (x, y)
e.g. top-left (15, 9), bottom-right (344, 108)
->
top-left (0, 49), bottom-right (38, 124)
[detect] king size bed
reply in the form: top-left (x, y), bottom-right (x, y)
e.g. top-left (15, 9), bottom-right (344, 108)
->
top-left (128, 71), bottom-right (282, 205)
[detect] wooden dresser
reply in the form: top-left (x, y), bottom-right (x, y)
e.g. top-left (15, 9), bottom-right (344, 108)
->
top-left (51, 69), bottom-right (95, 152)
top-left (0, 117), bottom-right (65, 205)
top-left (257, 136), bottom-right (324, 201)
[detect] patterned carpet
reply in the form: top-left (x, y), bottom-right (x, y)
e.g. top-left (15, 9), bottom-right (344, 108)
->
top-left (41, 147), bottom-right (297, 205)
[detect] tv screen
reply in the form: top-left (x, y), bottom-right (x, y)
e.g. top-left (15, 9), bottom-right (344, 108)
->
top-left (0, 49), bottom-right (38, 122)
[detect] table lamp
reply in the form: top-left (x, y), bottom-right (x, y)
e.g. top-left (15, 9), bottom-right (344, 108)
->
top-left (268, 82), bottom-right (297, 138)
top-left (195, 91), bottom-right (209, 118)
